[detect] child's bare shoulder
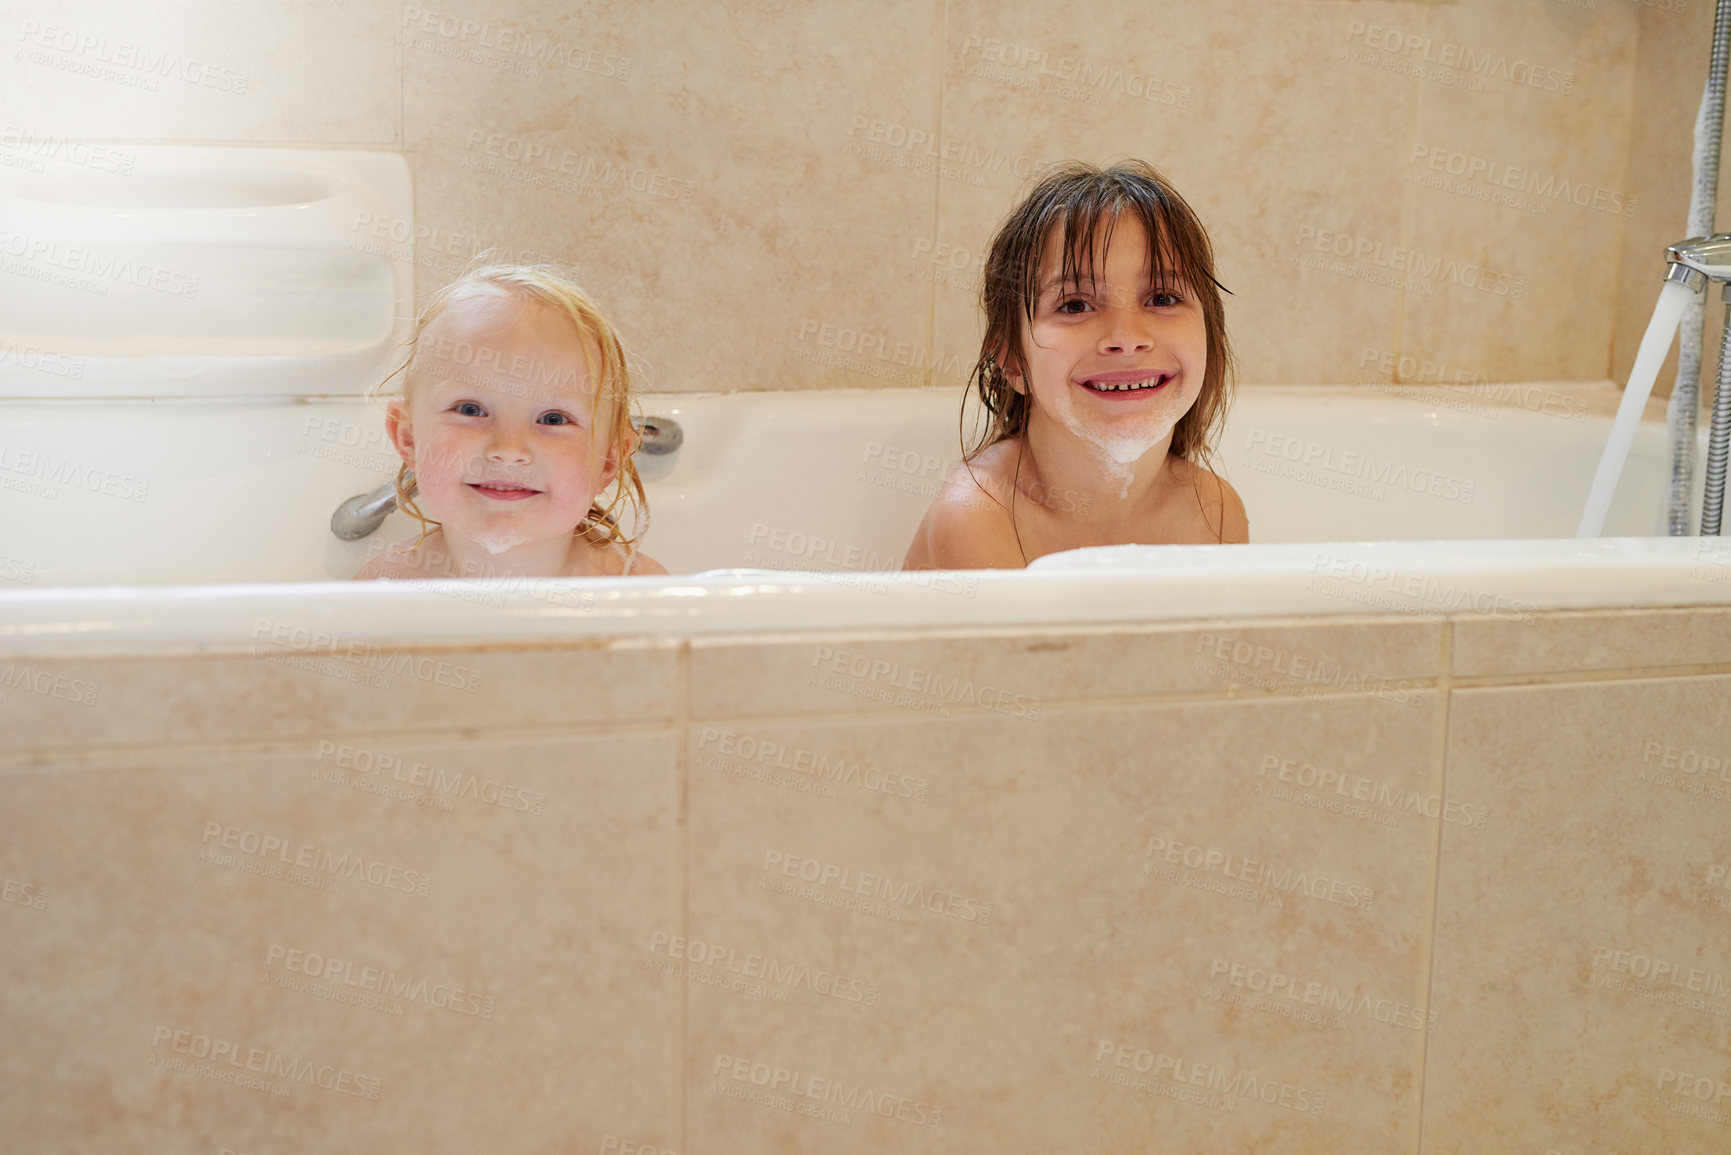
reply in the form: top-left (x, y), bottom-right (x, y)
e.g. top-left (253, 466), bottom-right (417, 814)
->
top-left (352, 540), bottom-right (446, 580)
top-left (1171, 458), bottom-right (1249, 543)
top-left (904, 446), bottom-right (1028, 570)
top-left (579, 537), bottom-right (668, 577)
top-left (620, 546), bottom-right (669, 576)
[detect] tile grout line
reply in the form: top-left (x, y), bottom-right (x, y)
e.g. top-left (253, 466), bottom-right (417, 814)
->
top-left (684, 683), bottom-right (1445, 729)
top-left (0, 716), bottom-right (684, 771)
top-left (927, 0), bottom-right (948, 388)
top-left (1604, 6), bottom-right (1642, 381)
top-left (1448, 662), bottom-right (1731, 689)
top-left (1412, 618), bottom-right (1455, 1155)
top-left (14, 662), bottom-right (1731, 767)
top-left (396, 0), bottom-right (405, 151)
top-left (1389, 2), bottom-right (1429, 380)
top-left (11, 653), bottom-right (1731, 768)
top-left (18, 606), bottom-right (1725, 663)
top-left (674, 639), bottom-right (690, 1151)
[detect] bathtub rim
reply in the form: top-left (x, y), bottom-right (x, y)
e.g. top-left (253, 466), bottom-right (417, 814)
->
top-left (0, 537), bottom-right (1727, 659)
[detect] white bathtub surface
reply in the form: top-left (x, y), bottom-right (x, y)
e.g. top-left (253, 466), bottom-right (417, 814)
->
top-left (1, 537), bottom-right (1727, 658)
top-left (0, 147), bottom-right (413, 398)
top-left (0, 383), bottom-right (1701, 589)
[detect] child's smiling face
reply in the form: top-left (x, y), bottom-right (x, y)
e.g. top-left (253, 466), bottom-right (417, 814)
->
top-left (388, 287), bottom-right (620, 557)
top-left (1015, 213), bottom-right (1207, 469)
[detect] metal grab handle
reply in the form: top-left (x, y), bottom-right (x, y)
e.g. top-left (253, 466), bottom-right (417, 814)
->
top-left (634, 415), bottom-right (683, 455)
top-left (330, 479), bottom-right (411, 541)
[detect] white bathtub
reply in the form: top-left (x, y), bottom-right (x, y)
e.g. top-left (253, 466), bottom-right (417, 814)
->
top-left (6, 382), bottom-right (1731, 1155)
top-left (0, 382), bottom-right (1726, 655)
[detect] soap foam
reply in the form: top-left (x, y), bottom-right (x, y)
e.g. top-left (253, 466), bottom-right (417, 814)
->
top-left (463, 522), bottom-right (535, 556)
top-left (1051, 385), bottom-right (1181, 500)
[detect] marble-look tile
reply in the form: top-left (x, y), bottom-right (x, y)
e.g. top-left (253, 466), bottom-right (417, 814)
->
top-left (1613, 0), bottom-right (1716, 398)
top-left (691, 620), bottom-right (1443, 720)
top-left (1422, 678), bottom-right (1731, 1152)
top-left (0, 729), bottom-right (679, 1152)
top-left (0, 1), bottom-right (397, 143)
top-left (0, 639), bottom-right (678, 754)
top-left (401, 0), bottom-right (941, 392)
top-left (0, 0), bottom-right (1689, 403)
top-left (682, 692), bottom-right (1444, 1151)
top-left (932, 0), bottom-right (1420, 390)
top-left (1397, 0), bottom-right (1641, 383)
top-left (1452, 606), bottom-right (1731, 680)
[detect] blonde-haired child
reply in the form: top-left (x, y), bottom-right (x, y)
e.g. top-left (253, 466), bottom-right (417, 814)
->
top-left (905, 159), bottom-right (1248, 569)
top-left (355, 262), bottom-right (666, 580)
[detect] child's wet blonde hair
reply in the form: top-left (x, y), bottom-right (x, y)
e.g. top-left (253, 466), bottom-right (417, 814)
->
top-left (375, 257), bottom-right (649, 555)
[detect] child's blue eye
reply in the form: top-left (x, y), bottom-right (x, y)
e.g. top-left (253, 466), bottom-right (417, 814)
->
top-left (538, 411), bottom-right (574, 426)
top-left (453, 401), bottom-right (486, 417)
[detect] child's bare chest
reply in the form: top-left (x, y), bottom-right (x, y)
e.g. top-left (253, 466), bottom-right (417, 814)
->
top-left (1012, 488), bottom-right (1216, 562)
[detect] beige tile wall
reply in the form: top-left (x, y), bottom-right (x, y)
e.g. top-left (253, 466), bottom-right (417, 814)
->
top-left (1424, 675), bottom-right (1731, 1153)
top-left (1, 641), bottom-right (686, 1152)
top-left (7, 0), bottom-right (1708, 396)
top-left (4, 609), bottom-right (1728, 1150)
top-left (1614, 0), bottom-right (1726, 401)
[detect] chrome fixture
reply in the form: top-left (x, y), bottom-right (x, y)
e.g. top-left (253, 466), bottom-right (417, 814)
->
top-left (1707, 286), bottom-right (1731, 535)
top-left (330, 479), bottom-right (408, 541)
top-left (1669, 0), bottom-right (1731, 533)
top-left (1666, 236), bottom-right (1731, 283)
top-left (1663, 237), bottom-right (1731, 534)
top-left (635, 415), bottom-right (683, 455)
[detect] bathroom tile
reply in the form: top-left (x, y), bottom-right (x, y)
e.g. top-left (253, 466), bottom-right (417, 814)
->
top-left (682, 692), bottom-right (1444, 1151)
top-left (0, 0), bottom-right (1691, 411)
top-left (1612, 0), bottom-right (1715, 396)
top-left (1421, 677), bottom-right (1731, 1153)
top-left (0, 1), bottom-right (397, 143)
top-left (690, 619), bottom-right (1442, 721)
top-left (1451, 606), bottom-right (1731, 680)
top-left (0, 639), bottom-right (678, 754)
top-left (401, 0), bottom-right (941, 393)
top-left (931, 0), bottom-right (1420, 390)
top-left (1396, 0), bottom-right (1641, 384)
top-left (0, 729), bottom-right (679, 1152)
